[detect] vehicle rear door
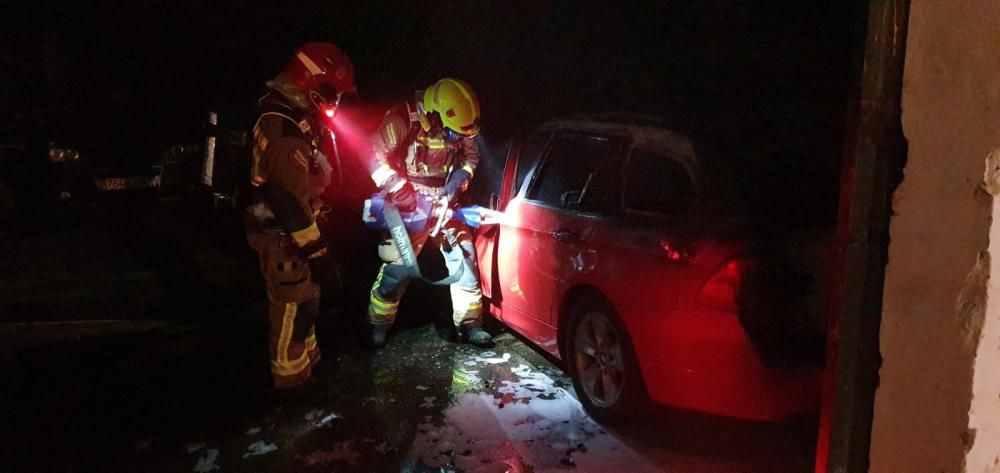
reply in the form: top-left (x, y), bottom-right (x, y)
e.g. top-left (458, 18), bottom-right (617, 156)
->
top-left (615, 148), bottom-right (725, 376)
top-left (614, 148), bottom-right (699, 309)
top-left (544, 145), bottom-right (698, 319)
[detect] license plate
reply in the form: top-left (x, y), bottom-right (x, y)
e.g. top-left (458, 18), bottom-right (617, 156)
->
top-left (99, 178), bottom-right (126, 190)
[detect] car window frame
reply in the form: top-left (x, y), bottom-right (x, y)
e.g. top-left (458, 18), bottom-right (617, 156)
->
top-left (621, 146), bottom-right (698, 224)
top-left (510, 130), bottom-right (553, 200)
top-left (521, 130), bottom-right (626, 217)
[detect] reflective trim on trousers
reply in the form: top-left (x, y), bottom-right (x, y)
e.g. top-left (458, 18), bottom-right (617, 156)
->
top-left (269, 301), bottom-right (318, 388)
top-left (272, 302), bottom-right (311, 376)
top-left (451, 273), bottom-right (483, 328)
top-left (305, 329), bottom-right (320, 365)
top-left (450, 238), bottom-right (484, 327)
top-left (368, 265), bottom-right (402, 327)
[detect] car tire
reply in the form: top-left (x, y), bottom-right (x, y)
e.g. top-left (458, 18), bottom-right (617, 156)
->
top-left (565, 296), bottom-right (648, 422)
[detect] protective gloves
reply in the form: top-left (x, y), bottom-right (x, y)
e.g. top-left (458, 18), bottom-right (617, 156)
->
top-left (388, 182), bottom-right (417, 212)
top-left (443, 169), bottom-right (471, 199)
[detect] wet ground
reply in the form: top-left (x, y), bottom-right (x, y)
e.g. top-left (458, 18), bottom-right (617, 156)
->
top-left (0, 199), bottom-right (817, 472)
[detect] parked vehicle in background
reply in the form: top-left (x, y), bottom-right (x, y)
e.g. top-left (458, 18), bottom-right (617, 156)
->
top-left (0, 120), bottom-right (97, 227)
top-left (475, 114), bottom-right (829, 422)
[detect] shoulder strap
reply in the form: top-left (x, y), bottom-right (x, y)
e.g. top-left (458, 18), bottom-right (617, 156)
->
top-left (254, 111), bottom-right (312, 141)
top-left (386, 102), bottom-right (422, 166)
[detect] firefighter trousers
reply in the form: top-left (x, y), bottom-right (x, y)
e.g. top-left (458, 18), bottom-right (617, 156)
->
top-left (367, 219), bottom-right (483, 331)
top-left (248, 233), bottom-right (322, 389)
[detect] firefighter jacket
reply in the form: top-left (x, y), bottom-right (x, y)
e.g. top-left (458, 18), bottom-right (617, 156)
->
top-left (368, 92), bottom-right (480, 197)
top-left (245, 92), bottom-right (331, 258)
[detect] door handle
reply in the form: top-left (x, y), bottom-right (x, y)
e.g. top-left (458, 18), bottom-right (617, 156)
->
top-left (551, 229), bottom-right (580, 242)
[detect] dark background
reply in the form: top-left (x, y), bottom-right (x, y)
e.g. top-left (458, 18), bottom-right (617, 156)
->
top-left (1, 0), bottom-right (863, 225)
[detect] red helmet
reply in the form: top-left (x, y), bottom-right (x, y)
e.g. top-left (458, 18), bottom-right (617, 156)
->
top-left (283, 42), bottom-right (356, 114)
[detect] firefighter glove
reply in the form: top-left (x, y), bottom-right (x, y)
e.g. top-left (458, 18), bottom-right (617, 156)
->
top-left (444, 169), bottom-right (471, 198)
top-left (388, 182), bottom-right (417, 212)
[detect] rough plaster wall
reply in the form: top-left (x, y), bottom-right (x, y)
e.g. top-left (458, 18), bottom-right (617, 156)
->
top-left (971, 149), bottom-right (1000, 472)
top-left (869, 2), bottom-right (1000, 473)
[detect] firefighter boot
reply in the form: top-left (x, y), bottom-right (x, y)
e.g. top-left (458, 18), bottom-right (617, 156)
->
top-left (370, 325), bottom-right (388, 349)
top-left (460, 325), bottom-right (493, 348)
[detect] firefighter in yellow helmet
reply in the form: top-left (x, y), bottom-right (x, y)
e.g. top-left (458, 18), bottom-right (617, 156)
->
top-left (365, 78), bottom-right (492, 348)
top-left (245, 43), bottom-right (355, 389)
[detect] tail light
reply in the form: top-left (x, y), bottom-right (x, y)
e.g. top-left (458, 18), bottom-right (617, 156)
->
top-left (697, 258), bottom-right (745, 312)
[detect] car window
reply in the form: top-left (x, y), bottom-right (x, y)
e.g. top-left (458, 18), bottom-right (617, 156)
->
top-left (578, 148), bottom-right (624, 213)
top-left (624, 150), bottom-right (694, 216)
top-left (513, 131), bottom-right (549, 196)
top-left (527, 132), bottom-right (618, 208)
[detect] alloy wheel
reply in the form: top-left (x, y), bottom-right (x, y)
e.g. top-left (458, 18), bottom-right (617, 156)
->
top-left (573, 311), bottom-right (626, 408)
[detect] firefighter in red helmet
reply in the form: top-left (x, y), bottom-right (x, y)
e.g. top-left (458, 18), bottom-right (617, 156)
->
top-left (245, 43), bottom-right (355, 389)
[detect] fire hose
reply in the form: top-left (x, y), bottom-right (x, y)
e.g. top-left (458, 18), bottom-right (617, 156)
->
top-left (363, 191), bottom-right (504, 286)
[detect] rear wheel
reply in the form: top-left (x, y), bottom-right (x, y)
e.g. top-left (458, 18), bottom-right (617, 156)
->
top-left (566, 297), bottom-right (647, 422)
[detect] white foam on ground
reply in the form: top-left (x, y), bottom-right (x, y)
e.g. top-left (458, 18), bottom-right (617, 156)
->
top-left (192, 448), bottom-right (220, 472)
top-left (314, 412), bottom-right (341, 428)
top-left (406, 359), bottom-right (665, 472)
top-left (242, 440), bottom-right (278, 458)
top-left (304, 409), bottom-right (324, 421)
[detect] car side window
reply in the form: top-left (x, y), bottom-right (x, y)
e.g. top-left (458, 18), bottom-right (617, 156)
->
top-left (526, 132), bottom-right (618, 208)
top-left (578, 149), bottom-right (624, 213)
top-left (513, 131), bottom-right (549, 196)
top-left (624, 150), bottom-right (694, 216)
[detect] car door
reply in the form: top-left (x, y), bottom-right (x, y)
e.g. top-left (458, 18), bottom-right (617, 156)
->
top-left (474, 130), bottom-right (549, 302)
top-left (615, 148), bottom-right (726, 379)
top-left (497, 131), bottom-right (624, 328)
top-left (547, 145), bottom-right (696, 325)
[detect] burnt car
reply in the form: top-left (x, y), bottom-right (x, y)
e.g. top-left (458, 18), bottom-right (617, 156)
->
top-left (474, 114), bottom-right (829, 421)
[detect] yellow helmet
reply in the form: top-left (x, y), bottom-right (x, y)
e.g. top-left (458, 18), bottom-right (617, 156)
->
top-left (421, 78), bottom-right (481, 139)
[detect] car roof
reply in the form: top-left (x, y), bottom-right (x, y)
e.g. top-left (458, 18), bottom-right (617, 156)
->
top-left (537, 113), bottom-right (699, 175)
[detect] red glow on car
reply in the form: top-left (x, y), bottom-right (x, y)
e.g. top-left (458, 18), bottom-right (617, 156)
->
top-left (475, 119), bottom-right (822, 422)
top-left (697, 259), bottom-right (742, 312)
top-left (658, 239), bottom-right (685, 261)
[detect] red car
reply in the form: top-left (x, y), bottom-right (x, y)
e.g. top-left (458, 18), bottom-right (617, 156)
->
top-left (474, 115), bottom-right (827, 421)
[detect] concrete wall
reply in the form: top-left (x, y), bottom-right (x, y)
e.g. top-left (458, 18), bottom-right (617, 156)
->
top-left (869, 1), bottom-right (1000, 472)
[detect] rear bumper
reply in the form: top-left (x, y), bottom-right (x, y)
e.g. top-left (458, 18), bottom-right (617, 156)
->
top-left (622, 304), bottom-right (822, 421)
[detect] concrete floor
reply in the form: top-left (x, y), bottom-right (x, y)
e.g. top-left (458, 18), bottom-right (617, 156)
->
top-left (0, 200), bottom-right (817, 473)
top-left (1, 318), bottom-right (817, 473)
